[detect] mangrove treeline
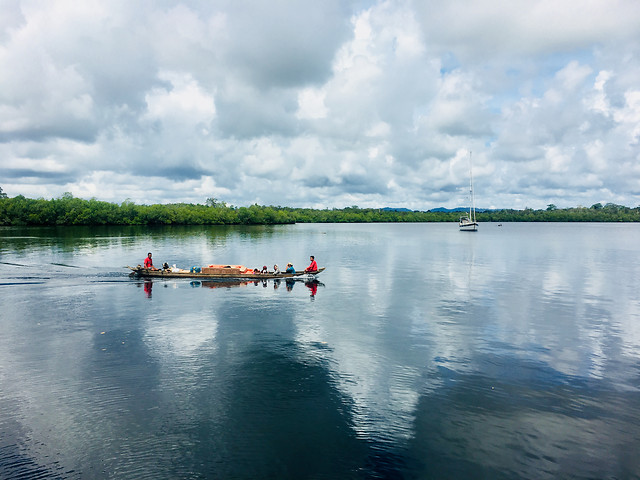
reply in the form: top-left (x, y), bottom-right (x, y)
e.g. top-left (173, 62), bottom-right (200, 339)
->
top-left (0, 192), bottom-right (638, 226)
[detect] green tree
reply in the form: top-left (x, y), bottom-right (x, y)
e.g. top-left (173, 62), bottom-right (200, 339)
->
top-left (1, 192), bottom-right (640, 225)
top-left (206, 197), bottom-right (227, 208)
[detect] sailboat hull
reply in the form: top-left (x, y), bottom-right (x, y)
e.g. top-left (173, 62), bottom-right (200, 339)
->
top-left (459, 217), bottom-right (478, 231)
top-left (459, 222), bottom-right (478, 231)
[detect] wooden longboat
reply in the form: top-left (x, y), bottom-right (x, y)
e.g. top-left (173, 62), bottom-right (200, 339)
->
top-left (127, 265), bottom-right (325, 280)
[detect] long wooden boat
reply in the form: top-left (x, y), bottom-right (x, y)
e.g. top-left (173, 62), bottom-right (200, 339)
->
top-left (127, 265), bottom-right (325, 280)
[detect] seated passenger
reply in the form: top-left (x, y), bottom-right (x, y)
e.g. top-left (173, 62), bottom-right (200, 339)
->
top-left (143, 252), bottom-right (158, 271)
top-left (273, 264), bottom-right (280, 274)
top-left (285, 263), bottom-right (295, 274)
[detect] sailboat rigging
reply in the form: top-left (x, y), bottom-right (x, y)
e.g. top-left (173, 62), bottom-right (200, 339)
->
top-left (459, 151), bottom-right (478, 231)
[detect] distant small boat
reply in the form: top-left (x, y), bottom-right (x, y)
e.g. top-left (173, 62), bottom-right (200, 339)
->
top-left (127, 264), bottom-right (324, 279)
top-left (459, 151), bottom-right (478, 232)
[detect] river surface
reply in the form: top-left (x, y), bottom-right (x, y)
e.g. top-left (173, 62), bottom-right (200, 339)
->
top-left (0, 223), bottom-right (639, 479)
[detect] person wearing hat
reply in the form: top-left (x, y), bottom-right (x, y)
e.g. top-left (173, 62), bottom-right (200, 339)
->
top-left (285, 262), bottom-right (295, 274)
top-left (273, 264), bottom-right (280, 274)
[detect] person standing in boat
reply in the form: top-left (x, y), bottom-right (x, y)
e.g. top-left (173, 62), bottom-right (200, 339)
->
top-left (304, 255), bottom-right (318, 272)
top-left (143, 252), bottom-right (158, 270)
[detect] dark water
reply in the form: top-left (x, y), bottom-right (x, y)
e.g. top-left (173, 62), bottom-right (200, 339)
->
top-left (1, 223), bottom-right (639, 479)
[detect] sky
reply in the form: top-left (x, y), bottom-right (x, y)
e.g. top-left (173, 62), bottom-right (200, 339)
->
top-left (0, 0), bottom-right (639, 210)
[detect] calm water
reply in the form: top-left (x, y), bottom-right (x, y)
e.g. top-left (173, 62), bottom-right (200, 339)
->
top-left (1, 223), bottom-right (639, 479)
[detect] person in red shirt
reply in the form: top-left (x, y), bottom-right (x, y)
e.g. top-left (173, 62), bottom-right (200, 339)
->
top-left (143, 252), bottom-right (157, 270)
top-left (304, 255), bottom-right (318, 272)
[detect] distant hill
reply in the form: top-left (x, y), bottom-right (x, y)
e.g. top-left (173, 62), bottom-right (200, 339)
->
top-left (382, 206), bottom-right (495, 213)
top-left (429, 207), bottom-right (466, 212)
top-left (429, 207), bottom-right (495, 213)
top-left (381, 207), bottom-right (413, 212)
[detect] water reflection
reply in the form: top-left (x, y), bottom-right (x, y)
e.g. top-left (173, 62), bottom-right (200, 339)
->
top-left (202, 279), bottom-right (252, 289)
top-left (134, 277), bottom-right (324, 299)
top-left (1, 223), bottom-right (639, 479)
top-left (144, 280), bottom-right (153, 298)
top-left (130, 279), bottom-right (372, 478)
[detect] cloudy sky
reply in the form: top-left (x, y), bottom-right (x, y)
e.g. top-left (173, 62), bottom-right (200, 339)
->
top-left (1, 0), bottom-right (639, 209)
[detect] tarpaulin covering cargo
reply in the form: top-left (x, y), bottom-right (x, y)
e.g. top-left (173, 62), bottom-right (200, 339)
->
top-left (201, 265), bottom-right (252, 274)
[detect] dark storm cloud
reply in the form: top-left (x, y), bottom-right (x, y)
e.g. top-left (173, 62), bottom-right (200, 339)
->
top-left (142, 165), bottom-right (209, 182)
top-left (215, 92), bottom-right (300, 139)
top-left (303, 176), bottom-right (336, 188)
top-left (223, 1), bottom-right (354, 89)
top-left (0, 124), bottom-right (98, 144)
top-left (0, 168), bottom-right (76, 183)
top-left (337, 172), bottom-right (388, 195)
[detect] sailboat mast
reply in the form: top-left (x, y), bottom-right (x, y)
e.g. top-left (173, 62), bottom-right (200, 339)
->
top-left (468, 151), bottom-right (475, 223)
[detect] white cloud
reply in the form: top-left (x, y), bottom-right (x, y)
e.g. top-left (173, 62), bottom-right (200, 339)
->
top-left (142, 72), bottom-right (216, 129)
top-left (296, 88), bottom-right (328, 119)
top-left (0, 0), bottom-right (639, 208)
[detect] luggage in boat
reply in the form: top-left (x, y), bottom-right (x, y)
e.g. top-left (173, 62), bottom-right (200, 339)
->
top-left (201, 265), bottom-right (248, 275)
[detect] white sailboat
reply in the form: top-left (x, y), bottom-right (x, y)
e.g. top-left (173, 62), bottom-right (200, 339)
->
top-left (459, 151), bottom-right (478, 231)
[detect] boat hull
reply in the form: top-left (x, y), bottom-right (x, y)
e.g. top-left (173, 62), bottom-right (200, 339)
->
top-left (459, 221), bottom-right (478, 231)
top-left (459, 216), bottom-right (478, 231)
top-left (128, 266), bottom-right (325, 280)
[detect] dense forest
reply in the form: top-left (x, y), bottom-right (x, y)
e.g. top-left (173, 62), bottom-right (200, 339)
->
top-left (0, 188), bottom-right (638, 225)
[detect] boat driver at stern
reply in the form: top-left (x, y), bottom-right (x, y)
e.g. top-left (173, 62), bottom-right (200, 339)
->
top-left (304, 255), bottom-right (318, 273)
